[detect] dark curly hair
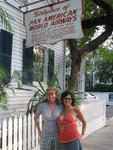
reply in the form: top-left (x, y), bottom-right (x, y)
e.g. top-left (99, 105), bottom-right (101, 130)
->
top-left (61, 90), bottom-right (75, 106)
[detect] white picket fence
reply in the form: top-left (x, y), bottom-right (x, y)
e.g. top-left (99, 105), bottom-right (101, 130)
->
top-left (0, 113), bottom-right (41, 150)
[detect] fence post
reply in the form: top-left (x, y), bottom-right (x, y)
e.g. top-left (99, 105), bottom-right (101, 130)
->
top-left (8, 117), bottom-right (12, 150)
top-left (23, 115), bottom-right (27, 150)
top-left (2, 118), bottom-right (7, 150)
top-left (13, 116), bottom-right (17, 150)
top-left (32, 113), bottom-right (35, 148)
top-left (28, 113), bottom-right (31, 150)
top-left (19, 116), bottom-right (22, 150)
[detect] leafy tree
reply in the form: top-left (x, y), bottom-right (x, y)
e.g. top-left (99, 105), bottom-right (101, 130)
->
top-left (86, 47), bottom-right (113, 87)
top-left (68, 0), bottom-right (113, 91)
top-left (94, 47), bottom-right (113, 83)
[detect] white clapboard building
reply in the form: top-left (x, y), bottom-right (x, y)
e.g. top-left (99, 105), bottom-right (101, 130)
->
top-left (0, 0), bottom-right (66, 119)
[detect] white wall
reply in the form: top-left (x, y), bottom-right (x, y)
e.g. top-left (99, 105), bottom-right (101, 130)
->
top-left (91, 92), bottom-right (113, 105)
top-left (79, 100), bottom-right (106, 137)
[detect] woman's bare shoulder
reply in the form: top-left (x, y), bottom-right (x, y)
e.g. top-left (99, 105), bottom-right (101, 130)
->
top-left (74, 105), bottom-right (81, 111)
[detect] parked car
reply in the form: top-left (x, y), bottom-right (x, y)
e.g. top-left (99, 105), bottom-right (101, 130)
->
top-left (84, 92), bottom-right (99, 102)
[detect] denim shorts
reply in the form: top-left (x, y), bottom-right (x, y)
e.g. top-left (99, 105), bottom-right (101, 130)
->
top-left (40, 133), bottom-right (59, 150)
top-left (59, 139), bottom-right (82, 150)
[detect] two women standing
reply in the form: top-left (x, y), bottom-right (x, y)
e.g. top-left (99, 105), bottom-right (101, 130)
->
top-left (34, 87), bottom-right (87, 150)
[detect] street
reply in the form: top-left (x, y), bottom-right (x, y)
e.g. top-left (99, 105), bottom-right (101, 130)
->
top-left (106, 105), bottom-right (113, 119)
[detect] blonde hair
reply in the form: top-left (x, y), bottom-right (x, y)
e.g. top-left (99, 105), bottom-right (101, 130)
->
top-left (46, 87), bottom-right (57, 94)
top-left (44, 86), bottom-right (60, 104)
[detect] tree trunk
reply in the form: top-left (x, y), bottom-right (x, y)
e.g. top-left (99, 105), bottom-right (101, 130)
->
top-left (68, 39), bottom-right (82, 91)
top-left (68, 61), bottom-right (81, 91)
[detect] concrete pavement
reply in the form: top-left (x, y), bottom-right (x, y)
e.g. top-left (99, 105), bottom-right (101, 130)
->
top-left (82, 117), bottom-right (113, 150)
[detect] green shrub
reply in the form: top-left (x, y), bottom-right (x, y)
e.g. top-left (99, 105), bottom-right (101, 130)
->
top-left (87, 84), bottom-right (113, 92)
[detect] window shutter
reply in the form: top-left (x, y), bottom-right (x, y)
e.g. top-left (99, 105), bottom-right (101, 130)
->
top-left (48, 49), bottom-right (54, 82)
top-left (0, 29), bottom-right (13, 75)
top-left (22, 39), bottom-right (33, 84)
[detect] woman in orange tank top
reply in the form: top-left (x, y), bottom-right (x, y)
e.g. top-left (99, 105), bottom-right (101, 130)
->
top-left (56, 91), bottom-right (87, 150)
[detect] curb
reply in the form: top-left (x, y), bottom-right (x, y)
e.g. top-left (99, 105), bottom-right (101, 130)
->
top-left (106, 116), bottom-right (113, 125)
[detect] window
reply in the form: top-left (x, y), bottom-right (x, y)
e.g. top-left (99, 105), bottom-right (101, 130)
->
top-left (0, 29), bottom-right (13, 78)
top-left (22, 41), bottom-right (45, 84)
top-left (22, 39), bottom-right (33, 84)
top-left (22, 41), bottom-right (55, 85)
top-left (33, 46), bottom-right (44, 82)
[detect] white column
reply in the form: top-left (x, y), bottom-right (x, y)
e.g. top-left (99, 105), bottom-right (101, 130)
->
top-left (79, 57), bottom-right (86, 99)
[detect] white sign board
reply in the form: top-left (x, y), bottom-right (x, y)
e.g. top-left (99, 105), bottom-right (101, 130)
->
top-left (25, 0), bottom-right (84, 47)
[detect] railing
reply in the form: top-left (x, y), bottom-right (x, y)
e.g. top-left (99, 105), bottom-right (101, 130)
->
top-left (0, 113), bottom-right (40, 150)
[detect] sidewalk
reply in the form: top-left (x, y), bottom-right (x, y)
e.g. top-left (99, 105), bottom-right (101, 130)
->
top-left (82, 117), bottom-right (113, 150)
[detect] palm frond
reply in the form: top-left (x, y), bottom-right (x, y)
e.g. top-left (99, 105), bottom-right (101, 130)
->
top-left (0, 6), bottom-right (13, 31)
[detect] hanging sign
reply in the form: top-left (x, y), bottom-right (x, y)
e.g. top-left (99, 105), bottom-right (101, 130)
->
top-left (24, 0), bottom-right (84, 47)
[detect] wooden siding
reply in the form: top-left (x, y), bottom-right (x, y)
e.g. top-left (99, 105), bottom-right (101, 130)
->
top-left (0, 88), bottom-right (34, 120)
top-left (42, 41), bottom-right (65, 89)
top-left (0, 1), bottom-right (65, 118)
top-left (0, 1), bottom-right (65, 88)
top-left (0, 2), bottom-right (26, 75)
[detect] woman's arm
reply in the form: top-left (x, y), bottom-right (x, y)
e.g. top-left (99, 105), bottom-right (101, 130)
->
top-left (34, 112), bottom-right (42, 136)
top-left (74, 106), bottom-right (87, 137)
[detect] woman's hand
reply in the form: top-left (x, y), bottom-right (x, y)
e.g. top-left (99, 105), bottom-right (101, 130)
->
top-left (81, 133), bottom-right (84, 138)
top-left (38, 129), bottom-right (42, 137)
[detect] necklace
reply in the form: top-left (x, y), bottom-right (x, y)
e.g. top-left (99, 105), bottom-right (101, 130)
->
top-left (48, 103), bottom-right (56, 116)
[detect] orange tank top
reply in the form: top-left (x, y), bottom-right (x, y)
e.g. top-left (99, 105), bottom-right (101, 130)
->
top-left (56, 113), bottom-right (81, 143)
